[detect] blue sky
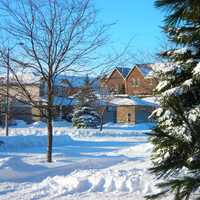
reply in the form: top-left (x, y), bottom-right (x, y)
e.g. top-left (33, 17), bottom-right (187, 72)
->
top-left (95, 0), bottom-right (164, 58)
top-left (0, 1), bottom-right (165, 75)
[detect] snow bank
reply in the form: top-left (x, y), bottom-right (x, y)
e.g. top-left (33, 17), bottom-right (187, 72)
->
top-left (11, 120), bottom-right (29, 128)
top-left (34, 168), bottom-right (154, 195)
top-left (0, 122), bottom-right (154, 139)
top-left (102, 143), bottom-right (153, 157)
top-left (103, 122), bottom-right (154, 130)
top-left (18, 142), bottom-right (155, 200)
top-left (0, 135), bottom-right (73, 150)
top-left (10, 120), bottom-right (72, 129)
top-left (29, 121), bottom-right (47, 128)
top-left (0, 123), bottom-right (157, 200)
top-left (66, 129), bottom-right (149, 139)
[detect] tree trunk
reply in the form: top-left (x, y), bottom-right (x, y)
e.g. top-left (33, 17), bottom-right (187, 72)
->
top-left (100, 113), bottom-right (103, 131)
top-left (47, 78), bottom-right (53, 163)
top-left (47, 108), bottom-right (53, 162)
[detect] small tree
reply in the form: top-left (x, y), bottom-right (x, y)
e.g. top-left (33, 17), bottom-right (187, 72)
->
top-left (72, 75), bottom-right (100, 128)
top-left (97, 80), bottom-right (113, 131)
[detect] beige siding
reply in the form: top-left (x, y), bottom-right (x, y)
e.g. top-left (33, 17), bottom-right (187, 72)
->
top-left (0, 84), bottom-right (41, 124)
top-left (116, 106), bottom-right (136, 124)
top-left (32, 107), bottom-right (41, 121)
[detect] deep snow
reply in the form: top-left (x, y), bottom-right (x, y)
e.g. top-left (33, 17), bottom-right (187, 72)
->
top-left (0, 121), bottom-right (162, 200)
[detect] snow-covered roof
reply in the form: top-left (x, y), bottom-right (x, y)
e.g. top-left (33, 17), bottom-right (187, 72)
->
top-left (0, 72), bottom-right (41, 85)
top-left (142, 96), bottom-right (160, 106)
top-left (41, 96), bottom-right (109, 106)
top-left (108, 64), bottom-right (154, 80)
top-left (136, 64), bottom-right (154, 77)
top-left (110, 96), bottom-right (157, 107)
top-left (54, 75), bottom-right (99, 89)
top-left (41, 96), bottom-right (76, 106)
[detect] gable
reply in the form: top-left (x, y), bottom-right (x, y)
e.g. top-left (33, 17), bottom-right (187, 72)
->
top-left (126, 64), bottom-right (153, 80)
top-left (126, 66), bottom-right (144, 80)
top-left (107, 68), bottom-right (125, 81)
top-left (116, 67), bottom-right (131, 78)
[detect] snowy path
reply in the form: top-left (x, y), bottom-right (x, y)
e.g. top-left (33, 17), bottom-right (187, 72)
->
top-left (0, 122), bottom-right (158, 200)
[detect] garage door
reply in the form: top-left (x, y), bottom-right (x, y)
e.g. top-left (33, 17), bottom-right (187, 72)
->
top-left (136, 110), bottom-right (151, 124)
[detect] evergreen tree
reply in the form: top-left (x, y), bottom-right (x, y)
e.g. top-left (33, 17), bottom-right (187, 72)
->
top-left (72, 75), bottom-right (100, 128)
top-left (148, 1), bottom-right (200, 199)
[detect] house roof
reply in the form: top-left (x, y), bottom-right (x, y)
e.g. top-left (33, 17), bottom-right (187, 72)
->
top-left (106, 64), bottom-right (154, 81)
top-left (126, 64), bottom-right (154, 79)
top-left (142, 96), bottom-right (160, 105)
top-left (54, 75), bottom-right (99, 89)
top-left (0, 72), bottom-right (41, 85)
top-left (116, 67), bottom-right (131, 78)
top-left (41, 95), bottom-right (110, 107)
top-left (41, 96), bottom-right (76, 106)
top-left (136, 64), bottom-right (153, 77)
top-left (110, 95), bottom-right (157, 107)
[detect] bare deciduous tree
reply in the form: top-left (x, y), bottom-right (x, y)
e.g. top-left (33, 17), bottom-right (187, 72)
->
top-left (0, 0), bottom-right (113, 162)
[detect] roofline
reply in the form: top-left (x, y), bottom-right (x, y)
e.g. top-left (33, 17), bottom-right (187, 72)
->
top-left (135, 64), bottom-right (148, 77)
top-left (106, 67), bottom-right (126, 81)
top-left (110, 96), bottom-right (157, 107)
top-left (125, 64), bottom-right (153, 79)
top-left (125, 64), bottom-right (139, 79)
top-left (105, 64), bottom-right (154, 81)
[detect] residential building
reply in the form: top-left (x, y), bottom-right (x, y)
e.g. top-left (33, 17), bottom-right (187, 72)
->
top-left (0, 75), bottom-right (99, 124)
top-left (0, 71), bottom-right (157, 125)
top-left (108, 95), bottom-right (157, 124)
top-left (102, 64), bottom-right (158, 96)
top-left (0, 78), bottom-right (41, 124)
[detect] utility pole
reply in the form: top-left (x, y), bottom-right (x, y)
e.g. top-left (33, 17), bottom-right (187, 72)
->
top-left (3, 43), bottom-right (24, 136)
top-left (5, 48), bottom-right (10, 136)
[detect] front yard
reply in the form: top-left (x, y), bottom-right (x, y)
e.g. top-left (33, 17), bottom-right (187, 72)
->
top-left (0, 121), bottom-right (165, 200)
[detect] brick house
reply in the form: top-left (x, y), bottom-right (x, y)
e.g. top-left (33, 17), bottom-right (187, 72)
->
top-left (101, 67), bottom-right (129, 94)
top-left (0, 72), bottom-right (157, 125)
top-left (102, 64), bottom-right (157, 96)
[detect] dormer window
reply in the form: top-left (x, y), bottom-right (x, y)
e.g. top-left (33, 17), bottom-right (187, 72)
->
top-left (132, 78), bottom-right (140, 87)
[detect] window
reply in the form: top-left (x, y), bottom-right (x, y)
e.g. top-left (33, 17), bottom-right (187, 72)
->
top-left (132, 78), bottom-right (140, 87)
top-left (127, 113), bottom-right (131, 123)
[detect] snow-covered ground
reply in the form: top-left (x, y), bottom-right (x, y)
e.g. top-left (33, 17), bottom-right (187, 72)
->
top-left (0, 121), bottom-right (162, 200)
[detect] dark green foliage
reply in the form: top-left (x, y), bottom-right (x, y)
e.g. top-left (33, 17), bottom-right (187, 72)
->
top-left (72, 75), bottom-right (100, 128)
top-left (72, 106), bottom-right (100, 128)
top-left (148, 0), bottom-right (200, 199)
